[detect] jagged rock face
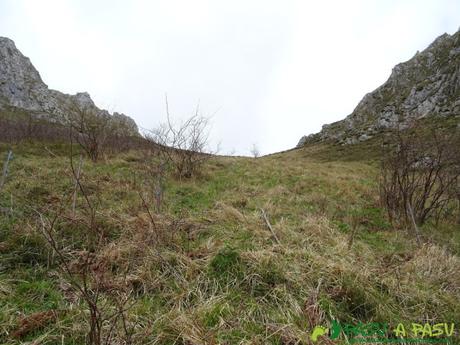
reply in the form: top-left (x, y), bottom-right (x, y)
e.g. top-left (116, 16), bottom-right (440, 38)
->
top-left (298, 29), bottom-right (460, 146)
top-left (0, 37), bottom-right (49, 110)
top-left (111, 112), bottom-right (138, 133)
top-left (0, 37), bottom-right (138, 135)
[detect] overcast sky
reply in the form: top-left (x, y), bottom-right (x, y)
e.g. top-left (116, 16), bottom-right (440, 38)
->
top-left (1, 0), bottom-right (459, 155)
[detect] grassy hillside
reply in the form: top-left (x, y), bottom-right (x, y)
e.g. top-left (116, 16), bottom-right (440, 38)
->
top-left (0, 142), bottom-right (459, 344)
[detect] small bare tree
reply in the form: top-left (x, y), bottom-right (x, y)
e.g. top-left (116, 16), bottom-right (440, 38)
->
top-left (66, 100), bottom-right (112, 162)
top-left (146, 97), bottom-right (213, 179)
top-left (379, 122), bottom-right (460, 227)
top-left (250, 143), bottom-right (260, 158)
top-left (0, 107), bottom-right (68, 144)
top-left (35, 153), bottom-right (134, 344)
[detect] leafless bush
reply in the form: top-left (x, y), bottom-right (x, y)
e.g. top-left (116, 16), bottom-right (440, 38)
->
top-left (145, 98), bottom-right (214, 179)
top-left (34, 154), bottom-right (134, 344)
top-left (0, 109), bottom-right (68, 144)
top-left (250, 143), bottom-right (260, 158)
top-left (104, 134), bottom-right (151, 155)
top-left (1, 106), bottom-right (144, 156)
top-left (379, 122), bottom-right (460, 226)
top-left (66, 101), bottom-right (113, 162)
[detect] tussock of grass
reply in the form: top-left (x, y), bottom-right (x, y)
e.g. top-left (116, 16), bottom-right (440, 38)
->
top-left (0, 143), bottom-right (458, 344)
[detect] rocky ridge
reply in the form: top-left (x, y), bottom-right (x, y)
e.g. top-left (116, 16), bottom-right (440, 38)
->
top-left (298, 29), bottom-right (460, 146)
top-left (0, 36), bottom-right (138, 134)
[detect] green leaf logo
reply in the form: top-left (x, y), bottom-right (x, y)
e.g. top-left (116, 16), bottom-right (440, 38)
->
top-left (311, 325), bottom-right (329, 342)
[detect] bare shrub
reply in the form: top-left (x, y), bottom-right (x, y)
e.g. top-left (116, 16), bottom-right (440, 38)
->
top-left (66, 100), bottom-right (113, 162)
top-left (379, 122), bottom-right (460, 226)
top-left (250, 143), bottom-right (260, 158)
top-left (0, 104), bottom-right (144, 157)
top-left (0, 108), bottom-right (68, 144)
top-left (34, 154), bottom-right (134, 345)
top-left (145, 98), bottom-right (214, 179)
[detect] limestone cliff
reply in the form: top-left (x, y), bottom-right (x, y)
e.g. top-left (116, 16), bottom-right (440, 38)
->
top-left (0, 37), bottom-right (138, 135)
top-left (298, 29), bottom-right (460, 146)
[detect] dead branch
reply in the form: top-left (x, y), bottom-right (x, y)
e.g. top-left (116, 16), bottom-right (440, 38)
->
top-left (72, 155), bottom-right (83, 217)
top-left (0, 150), bottom-right (13, 194)
top-left (260, 208), bottom-right (280, 244)
top-left (407, 202), bottom-right (422, 246)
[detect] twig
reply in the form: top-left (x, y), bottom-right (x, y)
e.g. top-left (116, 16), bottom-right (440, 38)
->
top-left (138, 190), bottom-right (158, 235)
top-left (260, 208), bottom-right (280, 244)
top-left (72, 155), bottom-right (83, 217)
top-left (315, 277), bottom-right (323, 296)
top-left (0, 150), bottom-right (13, 194)
top-left (407, 202), bottom-right (422, 246)
top-left (347, 215), bottom-right (359, 250)
top-left (44, 146), bottom-right (58, 158)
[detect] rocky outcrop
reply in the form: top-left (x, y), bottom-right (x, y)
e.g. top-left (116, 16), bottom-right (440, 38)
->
top-left (0, 36), bottom-right (138, 135)
top-left (298, 29), bottom-right (460, 146)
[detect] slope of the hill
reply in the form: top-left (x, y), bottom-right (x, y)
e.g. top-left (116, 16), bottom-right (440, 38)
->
top-left (0, 142), bottom-right (458, 344)
top-left (298, 29), bottom-right (460, 146)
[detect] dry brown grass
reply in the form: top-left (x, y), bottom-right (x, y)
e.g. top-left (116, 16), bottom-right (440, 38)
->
top-left (0, 143), bottom-right (459, 344)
